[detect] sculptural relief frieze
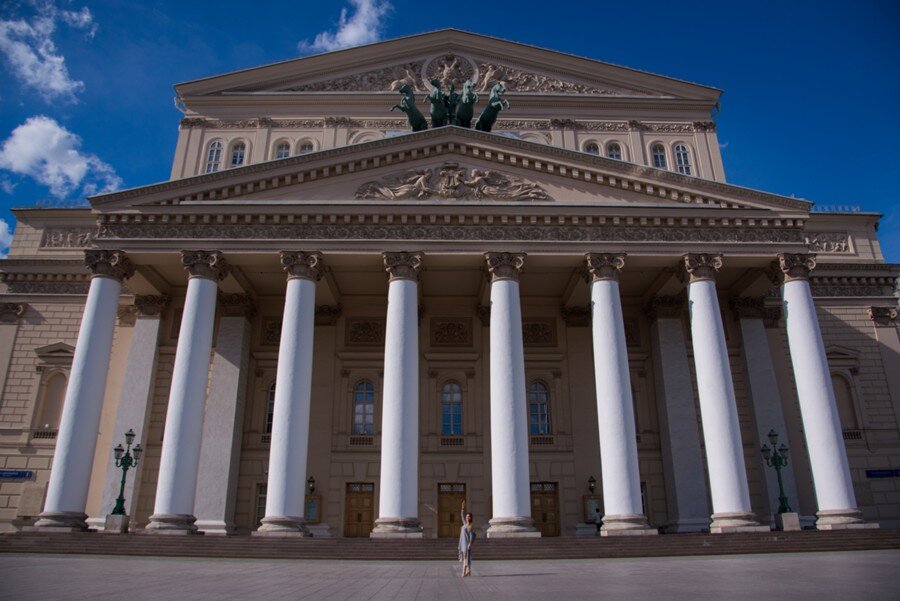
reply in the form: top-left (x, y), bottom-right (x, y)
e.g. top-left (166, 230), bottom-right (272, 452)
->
top-left (40, 228), bottom-right (95, 248)
top-left (346, 318), bottom-right (386, 345)
top-left (805, 232), bottom-right (850, 253)
top-left (431, 318), bottom-right (472, 346)
top-left (284, 61), bottom-right (427, 92)
top-left (522, 320), bottom-right (556, 346)
top-left (355, 162), bottom-right (550, 201)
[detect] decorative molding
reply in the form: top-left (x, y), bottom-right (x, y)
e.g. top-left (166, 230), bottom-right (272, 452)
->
top-left (383, 251), bottom-right (424, 281)
top-left (809, 276), bottom-right (897, 298)
top-left (345, 318), bottom-right (385, 346)
top-left (0, 302), bottom-right (28, 323)
top-left (730, 296), bottom-right (767, 320)
top-left (645, 295), bottom-right (684, 321)
top-left (117, 305), bottom-right (137, 327)
top-left (475, 61), bottom-right (641, 95)
top-left (762, 306), bottom-right (783, 329)
top-left (40, 228), bottom-right (94, 248)
top-left (805, 232), bottom-right (850, 253)
top-left (560, 305), bottom-right (590, 327)
top-left (475, 304), bottom-right (491, 327)
top-left (281, 251), bottom-right (322, 281)
top-left (262, 317), bottom-right (281, 346)
top-left (134, 295), bottom-right (169, 317)
top-left (484, 252), bottom-right (526, 282)
top-left (430, 317), bottom-right (472, 347)
top-left (283, 61), bottom-right (426, 92)
top-left (355, 162), bottom-right (550, 201)
top-left (585, 253), bottom-right (625, 282)
top-left (868, 306), bottom-right (898, 327)
top-left (181, 250), bottom-right (229, 281)
top-left (315, 304), bottom-right (342, 326)
top-left (494, 119), bottom-right (552, 130)
top-left (3, 281), bottom-right (91, 295)
top-left (522, 319), bottom-right (556, 346)
top-left (84, 249), bottom-right (134, 282)
top-left (218, 293), bottom-right (256, 319)
top-left (679, 253), bottom-right (723, 283)
top-left (624, 318), bottom-right (641, 347)
top-left (777, 253), bottom-right (816, 283)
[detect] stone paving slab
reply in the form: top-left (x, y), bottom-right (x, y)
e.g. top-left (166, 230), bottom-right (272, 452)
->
top-left (0, 550), bottom-right (897, 601)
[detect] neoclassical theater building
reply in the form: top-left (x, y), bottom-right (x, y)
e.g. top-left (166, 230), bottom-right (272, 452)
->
top-left (1, 30), bottom-right (898, 537)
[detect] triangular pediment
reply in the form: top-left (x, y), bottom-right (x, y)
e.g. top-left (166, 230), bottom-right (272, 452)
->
top-left (175, 29), bottom-right (720, 101)
top-left (91, 127), bottom-right (809, 215)
top-left (34, 342), bottom-right (76, 365)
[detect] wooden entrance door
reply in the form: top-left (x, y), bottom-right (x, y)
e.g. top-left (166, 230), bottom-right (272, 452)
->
top-left (437, 483), bottom-right (466, 538)
top-left (344, 482), bottom-right (374, 537)
top-left (530, 482), bottom-right (560, 537)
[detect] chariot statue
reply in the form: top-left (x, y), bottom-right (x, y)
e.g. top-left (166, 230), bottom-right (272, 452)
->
top-left (390, 83), bottom-right (428, 131)
top-left (456, 80), bottom-right (478, 128)
top-left (474, 83), bottom-right (509, 132)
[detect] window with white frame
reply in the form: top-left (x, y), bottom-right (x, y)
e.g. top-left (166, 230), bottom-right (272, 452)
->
top-left (584, 142), bottom-right (600, 155)
top-left (606, 142), bottom-right (623, 160)
top-left (265, 382), bottom-right (276, 435)
top-left (651, 144), bottom-right (667, 169)
top-left (230, 141), bottom-right (246, 167)
top-left (528, 380), bottom-right (552, 435)
top-left (674, 143), bottom-right (692, 175)
top-left (297, 140), bottom-right (314, 154)
top-left (441, 380), bottom-right (463, 436)
top-left (204, 140), bottom-right (222, 173)
top-left (352, 379), bottom-right (375, 435)
top-left (274, 141), bottom-right (291, 159)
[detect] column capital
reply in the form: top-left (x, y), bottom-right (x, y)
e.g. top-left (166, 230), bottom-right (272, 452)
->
top-left (868, 306), bottom-right (898, 328)
top-left (181, 250), bottom-right (229, 281)
top-left (84, 250), bottom-right (134, 282)
top-left (0, 302), bottom-right (28, 323)
top-left (134, 295), bottom-right (170, 317)
top-left (645, 295), bottom-right (684, 321)
top-left (585, 253), bottom-right (626, 282)
top-left (776, 253), bottom-right (816, 282)
top-left (679, 253), bottom-right (723, 284)
top-left (383, 252), bottom-right (424, 281)
top-left (218, 293), bottom-right (257, 319)
top-left (280, 251), bottom-right (323, 281)
top-left (484, 252), bottom-right (526, 282)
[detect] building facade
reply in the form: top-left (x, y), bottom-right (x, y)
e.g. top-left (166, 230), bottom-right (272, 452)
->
top-left (1, 30), bottom-right (898, 537)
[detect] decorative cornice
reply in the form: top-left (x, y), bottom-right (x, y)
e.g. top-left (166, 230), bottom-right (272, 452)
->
top-left (868, 306), bottom-right (898, 328)
top-left (679, 253), bottom-right (723, 284)
top-left (485, 252), bottom-right (525, 282)
top-left (0, 302), bottom-right (28, 323)
top-left (645, 295), bottom-right (684, 321)
top-left (315, 304), bottom-right (342, 326)
top-left (585, 253), bottom-right (625, 282)
top-left (84, 250), bottom-right (134, 282)
top-left (560, 305), bottom-right (590, 327)
top-left (280, 251), bottom-right (322, 281)
top-left (730, 296), bottom-right (766, 320)
top-left (219, 293), bottom-right (257, 319)
top-left (134, 294), bottom-right (170, 317)
top-left (181, 250), bottom-right (229, 281)
top-left (383, 251), bottom-right (424, 281)
top-left (777, 253), bottom-right (816, 283)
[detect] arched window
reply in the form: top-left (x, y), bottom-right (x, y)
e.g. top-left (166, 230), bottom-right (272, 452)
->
top-left (297, 140), bottom-right (314, 155)
top-left (352, 380), bottom-right (375, 435)
top-left (230, 141), bottom-right (246, 167)
top-left (674, 143), bottom-right (692, 175)
top-left (274, 141), bottom-right (291, 159)
top-left (204, 140), bottom-right (222, 173)
top-left (651, 144), bottom-right (667, 169)
top-left (441, 380), bottom-right (463, 435)
top-left (831, 374), bottom-right (859, 430)
top-left (265, 382), bottom-right (276, 435)
top-left (528, 380), bottom-right (551, 435)
top-left (606, 142), bottom-right (623, 160)
top-left (35, 372), bottom-right (66, 430)
top-left (584, 142), bottom-right (600, 155)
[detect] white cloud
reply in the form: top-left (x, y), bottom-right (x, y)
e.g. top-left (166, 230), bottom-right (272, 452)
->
top-left (0, 115), bottom-right (122, 198)
top-left (0, 1), bottom-right (96, 102)
top-left (299, 0), bottom-right (391, 53)
top-left (0, 176), bottom-right (15, 194)
top-left (0, 219), bottom-right (13, 259)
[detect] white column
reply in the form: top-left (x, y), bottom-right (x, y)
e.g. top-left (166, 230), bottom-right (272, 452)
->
top-left (682, 254), bottom-right (767, 533)
top-left (35, 251), bottom-right (134, 531)
top-left (586, 254), bottom-right (656, 536)
top-left (648, 296), bottom-right (711, 532)
top-left (732, 297), bottom-right (801, 522)
top-left (194, 294), bottom-right (254, 535)
top-left (778, 253), bottom-right (872, 529)
top-left (372, 252), bottom-right (424, 537)
top-left (93, 295), bottom-right (168, 528)
top-left (484, 252), bottom-right (539, 538)
top-left (147, 251), bottom-right (229, 534)
top-left (257, 252), bottom-right (321, 536)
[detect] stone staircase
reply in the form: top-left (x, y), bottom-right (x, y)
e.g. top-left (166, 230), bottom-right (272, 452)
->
top-left (2, 530), bottom-right (899, 561)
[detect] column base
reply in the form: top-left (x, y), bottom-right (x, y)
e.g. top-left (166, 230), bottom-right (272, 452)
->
top-left (486, 516), bottom-right (541, 538)
top-left (27, 511), bottom-right (89, 532)
top-left (663, 517), bottom-right (711, 533)
top-left (195, 519), bottom-right (237, 536)
top-left (600, 514), bottom-right (658, 536)
top-left (816, 509), bottom-right (879, 530)
top-left (370, 518), bottom-right (423, 538)
top-left (709, 512), bottom-right (771, 534)
top-left (144, 513), bottom-right (199, 535)
top-left (253, 515), bottom-right (310, 537)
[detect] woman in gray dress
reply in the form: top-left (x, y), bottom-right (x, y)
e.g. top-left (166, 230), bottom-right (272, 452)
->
top-left (459, 500), bottom-right (474, 577)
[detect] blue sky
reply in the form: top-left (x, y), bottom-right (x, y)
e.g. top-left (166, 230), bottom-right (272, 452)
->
top-left (0, 0), bottom-right (898, 259)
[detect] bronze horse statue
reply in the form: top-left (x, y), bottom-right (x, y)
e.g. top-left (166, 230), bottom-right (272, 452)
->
top-left (474, 83), bottom-right (509, 132)
top-left (424, 77), bottom-right (450, 128)
top-left (456, 80), bottom-right (478, 128)
top-left (391, 84), bottom-right (428, 132)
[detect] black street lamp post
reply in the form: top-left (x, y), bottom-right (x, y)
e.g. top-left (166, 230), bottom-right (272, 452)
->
top-left (111, 428), bottom-right (142, 516)
top-left (760, 429), bottom-right (792, 514)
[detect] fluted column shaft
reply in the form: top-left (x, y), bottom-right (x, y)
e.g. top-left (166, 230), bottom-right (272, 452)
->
top-left (257, 252), bottom-right (321, 536)
top-left (778, 253), bottom-right (870, 529)
top-left (147, 251), bottom-right (229, 534)
top-left (35, 251), bottom-right (134, 531)
top-left (484, 253), bottom-right (539, 538)
top-left (682, 254), bottom-right (766, 533)
top-left (586, 254), bottom-right (656, 536)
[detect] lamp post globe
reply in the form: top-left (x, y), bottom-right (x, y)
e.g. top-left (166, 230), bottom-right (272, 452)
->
top-left (761, 430), bottom-right (792, 514)
top-left (111, 428), bottom-right (141, 516)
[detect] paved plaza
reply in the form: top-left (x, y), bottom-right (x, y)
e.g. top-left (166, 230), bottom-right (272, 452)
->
top-left (1, 550), bottom-right (898, 601)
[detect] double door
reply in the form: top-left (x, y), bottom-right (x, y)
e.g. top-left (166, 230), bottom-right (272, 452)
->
top-left (530, 481), bottom-right (560, 537)
top-left (437, 483), bottom-right (466, 538)
top-left (344, 482), bottom-right (374, 537)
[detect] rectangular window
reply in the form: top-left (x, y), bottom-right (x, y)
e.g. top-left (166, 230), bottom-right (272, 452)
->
top-left (256, 483), bottom-right (267, 526)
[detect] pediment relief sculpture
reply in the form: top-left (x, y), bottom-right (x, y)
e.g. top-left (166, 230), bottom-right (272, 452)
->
top-left (355, 162), bottom-right (551, 201)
